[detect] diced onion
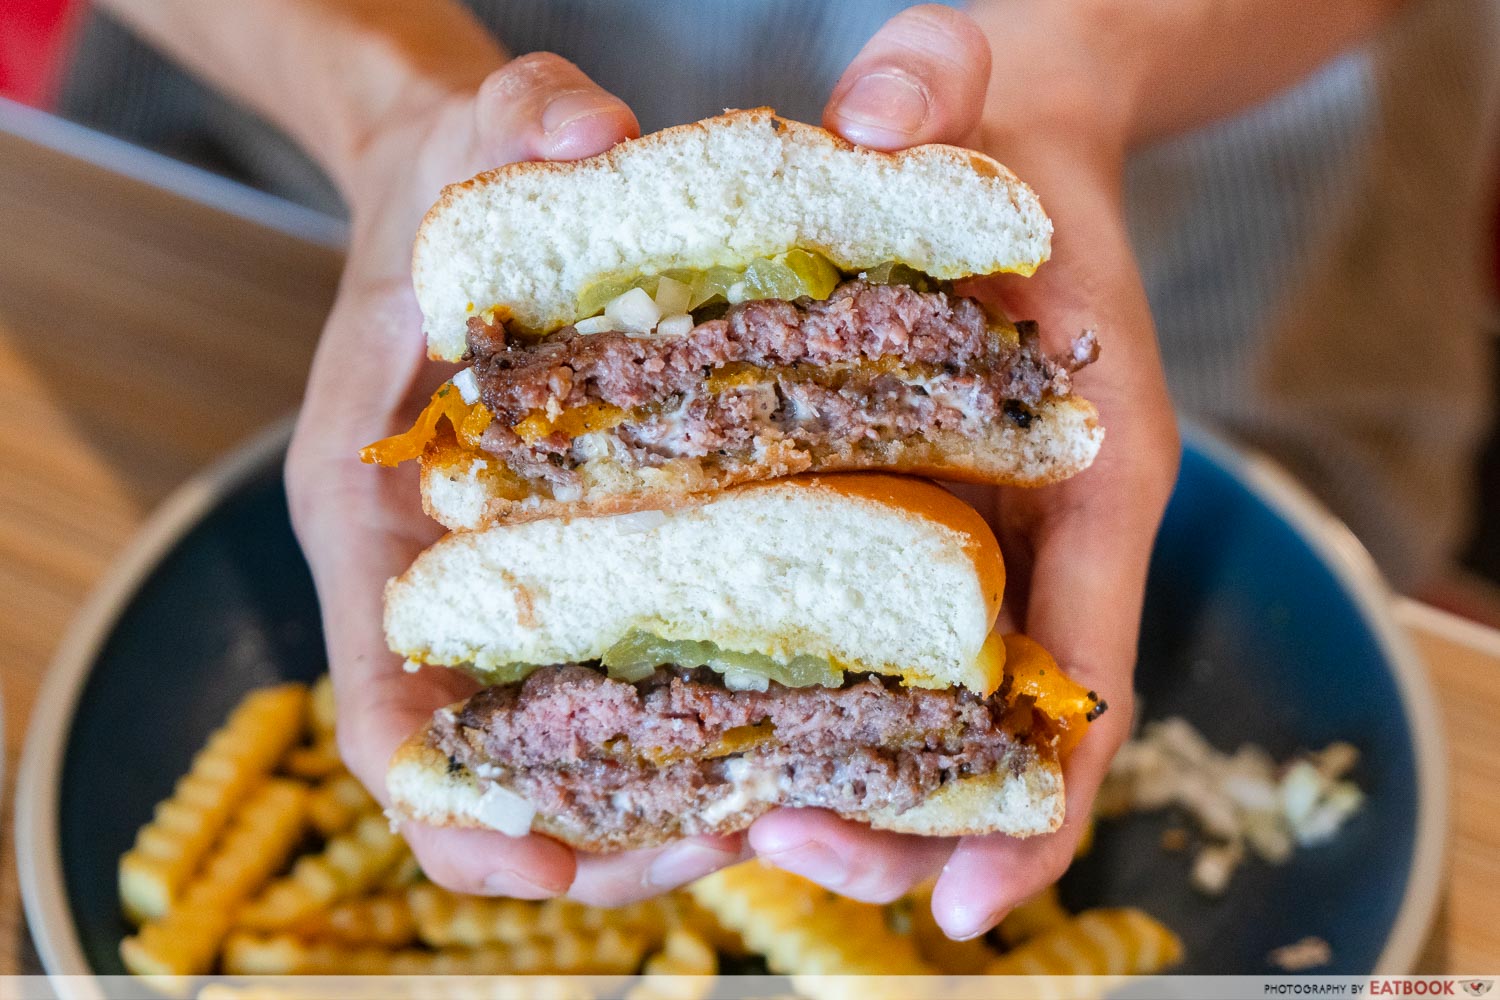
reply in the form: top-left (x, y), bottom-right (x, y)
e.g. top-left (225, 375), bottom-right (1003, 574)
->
top-left (474, 785), bottom-right (537, 837)
top-left (613, 509), bottom-right (669, 534)
top-left (722, 669), bottom-right (771, 692)
top-left (604, 286), bottom-right (661, 334)
top-left (451, 367), bottom-right (480, 405)
top-left (573, 315), bottom-right (614, 335)
top-left (655, 313), bottom-right (694, 338)
top-left (653, 275), bottom-right (693, 315)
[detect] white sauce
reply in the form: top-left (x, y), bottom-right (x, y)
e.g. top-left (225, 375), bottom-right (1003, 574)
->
top-left (700, 758), bottom-right (788, 825)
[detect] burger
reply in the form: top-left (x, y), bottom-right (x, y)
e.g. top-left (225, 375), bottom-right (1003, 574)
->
top-left (361, 107), bottom-right (1102, 529)
top-left (371, 109), bottom-right (1107, 850)
top-left (384, 474), bottom-right (1102, 850)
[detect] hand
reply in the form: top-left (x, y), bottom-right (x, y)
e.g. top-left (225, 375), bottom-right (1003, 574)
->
top-left (285, 54), bottom-right (749, 905)
top-left (748, 4), bottom-right (1181, 938)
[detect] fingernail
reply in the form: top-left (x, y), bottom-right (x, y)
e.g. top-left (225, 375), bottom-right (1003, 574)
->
top-left (482, 868), bottom-right (565, 899)
top-left (836, 71), bottom-right (929, 146)
top-left (645, 843), bottom-right (737, 889)
top-left (761, 841), bottom-right (849, 889)
top-left (541, 90), bottom-right (621, 137)
top-left (944, 904), bottom-right (1005, 941)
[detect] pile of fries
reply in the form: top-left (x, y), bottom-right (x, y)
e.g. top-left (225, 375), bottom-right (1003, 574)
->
top-left (118, 679), bottom-right (1182, 992)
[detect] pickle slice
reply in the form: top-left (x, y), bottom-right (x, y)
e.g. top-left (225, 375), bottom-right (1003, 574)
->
top-left (575, 276), bottom-right (636, 320)
top-left (463, 661), bottom-right (547, 686)
top-left (859, 261), bottom-right (939, 292)
top-left (600, 630), bottom-right (844, 688)
top-left (574, 250), bottom-right (855, 321)
top-left (781, 248), bottom-right (841, 300)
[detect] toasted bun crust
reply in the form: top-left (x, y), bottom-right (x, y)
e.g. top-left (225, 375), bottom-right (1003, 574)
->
top-left (420, 395), bottom-right (1102, 530)
top-left (414, 108), bottom-right (1052, 360)
top-left (387, 736), bottom-right (1063, 852)
top-left (386, 474), bottom-right (1006, 693)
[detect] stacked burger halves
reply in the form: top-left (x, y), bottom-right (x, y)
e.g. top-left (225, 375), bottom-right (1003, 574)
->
top-left (367, 109), bottom-right (1105, 851)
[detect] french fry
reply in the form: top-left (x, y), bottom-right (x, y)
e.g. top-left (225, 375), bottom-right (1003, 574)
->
top-left (379, 849), bottom-right (423, 890)
top-left (985, 908), bottom-right (1183, 977)
top-left (120, 779), bottom-right (308, 979)
top-left (120, 685), bottom-right (308, 923)
top-left (893, 883), bottom-right (996, 974)
top-left (236, 814), bottom-right (405, 930)
top-left (306, 772), bottom-right (378, 837)
top-left (672, 896), bottom-right (745, 956)
top-left (408, 883), bottom-right (683, 949)
top-left (222, 925), bottom-right (649, 975)
top-left (309, 674), bottom-right (336, 740)
top-left (997, 885), bottom-right (1071, 948)
top-left (291, 892), bottom-right (417, 948)
top-left (281, 740), bottom-right (345, 780)
top-left (627, 928), bottom-right (717, 1000)
top-left (689, 861), bottom-right (934, 983)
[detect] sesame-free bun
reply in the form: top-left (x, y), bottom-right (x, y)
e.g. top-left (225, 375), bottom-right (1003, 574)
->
top-left (385, 474), bottom-right (1007, 694)
top-left (386, 735), bottom-right (1063, 851)
top-left (413, 107), bottom-right (1052, 360)
top-left (419, 395), bottom-right (1103, 530)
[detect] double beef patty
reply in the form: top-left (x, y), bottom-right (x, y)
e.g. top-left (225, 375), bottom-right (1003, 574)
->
top-left (429, 665), bottom-right (1038, 841)
top-left (464, 280), bottom-right (1097, 493)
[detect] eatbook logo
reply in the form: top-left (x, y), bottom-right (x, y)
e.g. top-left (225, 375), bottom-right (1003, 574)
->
top-left (1462, 982), bottom-right (1494, 997)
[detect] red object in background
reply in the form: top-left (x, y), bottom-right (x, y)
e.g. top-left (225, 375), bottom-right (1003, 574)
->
top-left (1, 0), bottom-right (78, 107)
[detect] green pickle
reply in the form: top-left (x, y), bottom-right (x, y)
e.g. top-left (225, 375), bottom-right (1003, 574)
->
top-left (468, 661), bottom-right (546, 686)
top-left (858, 261), bottom-right (939, 291)
top-left (575, 249), bottom-right (867, 320)
top-left (600, 630), bottom-right (843, 688)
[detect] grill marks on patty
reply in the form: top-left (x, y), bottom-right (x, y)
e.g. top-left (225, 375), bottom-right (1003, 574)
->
top-left (427, 665), bottom-right (1037, 839)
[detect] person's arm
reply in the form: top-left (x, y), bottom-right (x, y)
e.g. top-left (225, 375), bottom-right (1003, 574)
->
top-left (1057, 0), bottom-right (1409, 144)
top-left (747, 0), bottom-right (1410, 940)
top-left (93, 0), bottom-right (749, 903)
top-left (90, 0), bottom-right (506, 200)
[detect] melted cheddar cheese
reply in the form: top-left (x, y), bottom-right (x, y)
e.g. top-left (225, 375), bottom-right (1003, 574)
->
top-left (512, 402), bottom-right (632, 444)
top-left (1003, 633), bottom-right (1101, 757)
top-left (359, 384), bottom-right (492, 467)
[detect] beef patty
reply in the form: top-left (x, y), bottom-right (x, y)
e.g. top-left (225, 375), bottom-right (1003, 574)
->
top-left (427, 665), bottom-right (1039, 840)
top-left (462, 280), bottom-right (1097, 492)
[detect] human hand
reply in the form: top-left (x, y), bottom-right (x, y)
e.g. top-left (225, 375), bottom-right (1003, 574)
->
top-left (285, 54), bottom-right (750, 905)
top-left (749, 3), bottom-right (1181, 938)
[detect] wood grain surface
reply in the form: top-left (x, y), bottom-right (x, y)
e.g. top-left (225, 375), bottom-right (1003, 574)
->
top-left (0, 105), bottom-right (341, 977)
top-left (0, 104), bottom-right (1494, 977)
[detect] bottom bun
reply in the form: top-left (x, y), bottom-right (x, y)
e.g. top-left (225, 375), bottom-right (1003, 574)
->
top-left (421, 396), bottom-right (1102, 530)
top-left (387, 736), bottom-right (1064, 852)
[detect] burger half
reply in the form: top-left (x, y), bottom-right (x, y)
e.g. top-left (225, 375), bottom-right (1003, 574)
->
top-left (361, 108), bottom-right (1102, 529)
top-left (385, 474), bottom-right (1102, 851)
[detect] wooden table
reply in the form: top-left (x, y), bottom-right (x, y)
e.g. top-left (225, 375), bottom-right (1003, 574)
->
top-left (0, 98), bottom-right (1496, 976)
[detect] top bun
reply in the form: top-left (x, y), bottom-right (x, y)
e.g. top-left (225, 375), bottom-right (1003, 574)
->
top-left (414, 107), bottom-right (1052, 360)
top-left (385, 473), bottom-right (1008, 694)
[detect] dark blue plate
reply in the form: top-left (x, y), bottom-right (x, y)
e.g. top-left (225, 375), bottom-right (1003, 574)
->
top-left (17, 421), bottom-right (1444, 978)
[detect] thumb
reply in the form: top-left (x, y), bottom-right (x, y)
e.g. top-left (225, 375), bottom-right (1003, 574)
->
top-left (824, 4), bottom-right (991, 149)
top-left (475, 52), bottom-right (639, 164)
